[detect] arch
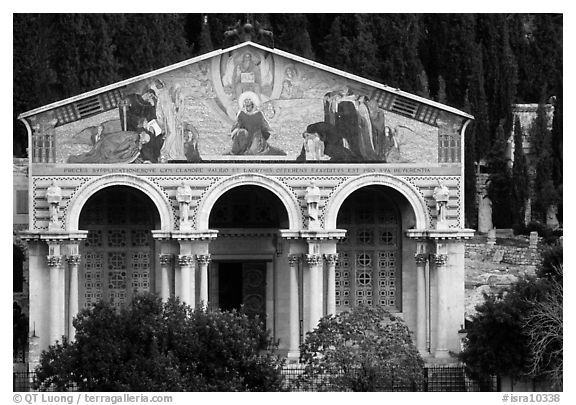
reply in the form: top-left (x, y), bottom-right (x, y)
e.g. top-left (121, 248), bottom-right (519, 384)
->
top-left (196, 173), bottom-right (302, 230)
top-left (324, 173), bottom-right (429, 230)
top-left (66, 174), bottom-right (173, 231)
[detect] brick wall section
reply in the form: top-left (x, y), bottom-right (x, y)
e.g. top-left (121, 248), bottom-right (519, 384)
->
top-left (465, 242), bottom-right (542, 266)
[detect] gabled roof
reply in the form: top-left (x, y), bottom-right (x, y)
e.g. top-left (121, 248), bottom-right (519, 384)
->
top-left (18, 41), bottom-right (473, 121)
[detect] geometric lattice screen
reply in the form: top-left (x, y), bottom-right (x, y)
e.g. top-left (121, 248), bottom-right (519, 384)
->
top-left (79, 186), bottom-right (156, 308)
top-left (335, 187), bottom-right (401, 313)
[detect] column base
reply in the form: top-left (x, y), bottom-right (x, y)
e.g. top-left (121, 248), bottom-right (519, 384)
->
top-left (286, 350), bottom-right (300, 364)
top-left (434, 348), bottom-right (451, 359)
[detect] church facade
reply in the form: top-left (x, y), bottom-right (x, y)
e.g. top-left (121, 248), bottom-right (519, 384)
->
top-left (18, 41), bottom-right (473, 363)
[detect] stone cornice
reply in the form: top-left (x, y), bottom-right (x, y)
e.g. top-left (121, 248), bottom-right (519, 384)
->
top-left (279, 229), bottom-right (347, 241)
top-left (171, 230), bottom-right (219, 241)
top-left (405, 228), bottom-right (475, 241)
top-left (20, 230), bottom-right (89, 243)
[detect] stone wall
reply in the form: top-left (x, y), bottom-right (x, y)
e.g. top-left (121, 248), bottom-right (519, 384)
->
top-left (465, 241), bottom-right (541, 266)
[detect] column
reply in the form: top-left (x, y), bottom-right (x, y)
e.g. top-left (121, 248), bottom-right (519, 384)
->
top-left (305, 254), bottom-right (323, 333)
top-left (196, 254), bottom-right (211, 310)
top-left (265, 261), bottom-right (274, 333)
top-left (66, 254), bottom-right (81, 341)
top-left (47, 255), bottom-right (63, 344)
top-left (159, 254), bottom-right (173, 301)
top-left (324, 253), bottom-right (338, 316)
top-left (287, 255), bottom-right (300, 361)
top-left (414, 252), bottom-right (429, 354)
top-left (432, 252), bottom-right (449, 358)
top-left (178, 255), bottom-right (195, 306)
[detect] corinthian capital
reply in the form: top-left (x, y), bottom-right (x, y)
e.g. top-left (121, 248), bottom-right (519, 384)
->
top-left (178, 255), bottom-right (195, 267)
top-left (414, 253), bottom-right (428, 265)
top-left (159, 254), bottom-right (173, 266)
top-left (431, 253), bottom-right (448, 267)
top-left (323, 253), bottom-right (339, 266)
top-left (305, 254), bottom-right (322, 266)
top-left (288, 254), bottom-right (300, 267)
top-left (196, 254), bottom-right (212, 265)
top-left (47, 255), bottom-right (62, 268)
top-left (66, 255), bottom-right (81, 266)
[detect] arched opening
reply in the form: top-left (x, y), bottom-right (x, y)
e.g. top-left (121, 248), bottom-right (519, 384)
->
top-left (208, 185), bottom-right (289, 319)
top-left (335, 185), bottom-right (406, 314)
top-left (78, 186), bottom-right (160, 309)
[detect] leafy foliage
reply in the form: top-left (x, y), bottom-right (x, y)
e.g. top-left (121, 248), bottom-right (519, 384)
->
top-left (298, 306), bottom-right (424, 391)
top-left (35, 295), bottom-right (284, 391)
top-left (461, 260), bottom-right (563, 388)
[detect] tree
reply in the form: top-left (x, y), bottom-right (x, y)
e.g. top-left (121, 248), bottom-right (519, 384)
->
top-left (297, 306), bottom-right (424, 391)
top-left (461, 252), bottom-right (563, 390)
top-left (460, 277), bottom-right (548, 380)
top-left (487, 121), bottom-right (513, 227)
top-left (523, 276), bottom-right (562, 390)
top-left (35, 295), bottom-right (285, 391)
top-left (511, 115), bottom-right (529, 228)
top-left (531, 103), bottom-right (558, 222)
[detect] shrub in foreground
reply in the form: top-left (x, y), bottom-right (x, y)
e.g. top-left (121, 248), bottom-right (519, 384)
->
top-left (36, 295), bottom-right (285, 391)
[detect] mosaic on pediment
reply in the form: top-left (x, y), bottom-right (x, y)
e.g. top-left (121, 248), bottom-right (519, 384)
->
top-left (27, 46), bottom-right (466, 166)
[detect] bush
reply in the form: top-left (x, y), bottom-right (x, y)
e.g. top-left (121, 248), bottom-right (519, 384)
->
top-left (36, 295), bottom-right (285, 391)
top-left (513, 221), bottom-right (561, 245)
top-left (297, 305), bottom-right (424, 391)
top-left (460, 270), bottom-right (562, 389)
top-left (537, 244), bottom-right (563, 282)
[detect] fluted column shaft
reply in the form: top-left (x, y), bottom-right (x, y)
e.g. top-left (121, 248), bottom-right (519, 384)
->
top-left (47, 255), bottom-right (63, 343)
top-left (306, 254), bottom-right (323, 332)
top-left (414, 253), bottom-right (428, 354)
top-left (67, 255), bottom-right (81, 341)
top-left (324, 254), bottom-right (338, 316)
top-left (432, 253), bottom-right (449, 358)
top-left (287, 255), bottom-right (300, 359)
top-left (159, 254), bottom-right (173, 301)
top-left (178, 255), bottom-right (195, 306)
top-left (196, 254), bottom-right (211, 309)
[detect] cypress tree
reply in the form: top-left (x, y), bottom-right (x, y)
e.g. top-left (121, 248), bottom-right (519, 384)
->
top-left (511, 116), bottom-right (529, 228)
top-left (270, 14), bottom-right (314, 59)
top-left (198, 14), bottom-right (214, 54)
top-left (531, 103), bottom-right (557, 223)
top-left (486, 121), bottom-right (513, 228)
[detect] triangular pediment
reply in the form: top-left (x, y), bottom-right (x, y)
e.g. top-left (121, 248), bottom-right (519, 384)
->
top-left (21, 42), bottom-right (472, 165)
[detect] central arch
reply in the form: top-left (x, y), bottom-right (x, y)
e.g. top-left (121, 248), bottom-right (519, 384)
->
top-left (196, 173), bottom-right (302, 230)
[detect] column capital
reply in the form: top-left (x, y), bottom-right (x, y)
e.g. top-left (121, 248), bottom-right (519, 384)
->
top-left (159, 254), bottom-right (173, 266)
top-left (323, 253), bottom-right (339, 265)
top-left (196, 254), bottom-right (212, 265)
top-left (288, 254), bottom-right (300, 267)
top-left (431, 253), bottom-right (448, 266)
top-left (47, 255), bottom-right (63, 268)
top-left (305, 254), bottom-right (322, 266)
top-left (178, 254), bottom-right (195, 267)
top-left (66, 255), bottom-right (81, 266)
top-left (414, 253), bottom-right (429, 265)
